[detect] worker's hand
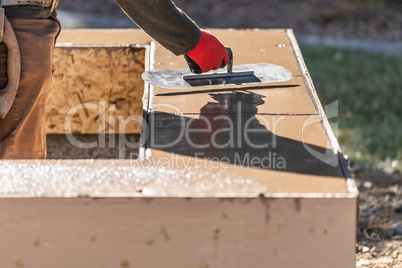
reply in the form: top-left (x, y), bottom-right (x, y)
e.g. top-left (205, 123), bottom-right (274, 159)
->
top-left (184, 30), bottom-right (229, 74)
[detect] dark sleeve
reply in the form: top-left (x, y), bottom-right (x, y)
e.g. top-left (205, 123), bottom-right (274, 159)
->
top-left (114, 0), bottom-right (201, 56)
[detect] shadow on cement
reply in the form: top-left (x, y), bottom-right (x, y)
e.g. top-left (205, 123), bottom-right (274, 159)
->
top-left (146, 90), bottom-right (345, 177)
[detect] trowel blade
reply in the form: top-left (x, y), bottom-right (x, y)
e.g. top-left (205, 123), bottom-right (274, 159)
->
top-left (142, 63), bottom-right (293, 90)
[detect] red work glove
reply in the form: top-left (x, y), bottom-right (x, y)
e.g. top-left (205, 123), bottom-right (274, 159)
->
top-left (184, 30), bottom-right (229, 74)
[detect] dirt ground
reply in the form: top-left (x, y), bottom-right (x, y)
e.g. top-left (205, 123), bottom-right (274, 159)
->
top-left (53, 1), bottom-right (402, 267)
top-left (356, 174), bottom-right (402, 268)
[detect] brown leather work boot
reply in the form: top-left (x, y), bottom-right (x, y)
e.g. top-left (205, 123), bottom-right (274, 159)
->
top-left (0, 17), bottom-right (60, 159)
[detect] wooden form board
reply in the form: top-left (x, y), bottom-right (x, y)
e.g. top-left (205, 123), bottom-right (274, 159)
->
top-left (47, 42), bottom-right (146, 134)
top-left (0, 29), bottom-right (358, 268)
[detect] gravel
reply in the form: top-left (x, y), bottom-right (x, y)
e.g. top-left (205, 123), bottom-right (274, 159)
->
top-left (356, 174), bottom-right (402, 267)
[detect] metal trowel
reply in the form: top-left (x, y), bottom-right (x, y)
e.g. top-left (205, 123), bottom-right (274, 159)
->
top-left (142, 47), bottom-right (293, 90)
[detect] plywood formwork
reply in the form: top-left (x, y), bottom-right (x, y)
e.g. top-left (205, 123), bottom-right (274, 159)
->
top-left (0, 29), bottom-right (358, 268)
top-left (47, 42), bottom-right (146, 134)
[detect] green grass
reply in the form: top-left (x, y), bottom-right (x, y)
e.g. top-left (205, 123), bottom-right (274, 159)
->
top-left (300, 46), bottom-right (402, 174)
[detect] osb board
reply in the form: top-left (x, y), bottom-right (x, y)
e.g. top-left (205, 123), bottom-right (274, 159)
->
top-left (144, 112), bottom-right (348, 194)
top-left (46, 45), bottom-right (145, 134)
top-left (143, 29), bottom-right (348, 181)
top-left (0, 197), bottom-right (356, 268)
top-left (150, 29), bottom-right (318, 115)
top-left (150, 85), bottom-right (317, 116)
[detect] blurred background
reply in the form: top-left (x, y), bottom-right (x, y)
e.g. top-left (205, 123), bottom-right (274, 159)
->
top-left (55, 0), bottom-right (401, 266)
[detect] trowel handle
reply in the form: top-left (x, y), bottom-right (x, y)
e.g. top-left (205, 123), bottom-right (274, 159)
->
top-left (225, 47), bottom-right (233, 73)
